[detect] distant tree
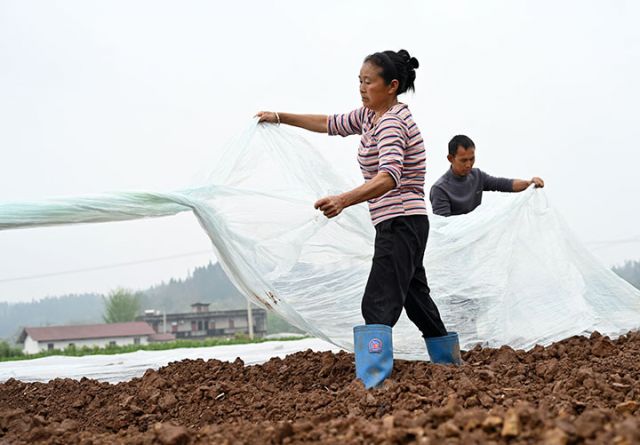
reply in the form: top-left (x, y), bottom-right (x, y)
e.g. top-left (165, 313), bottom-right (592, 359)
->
top-left (103, 288), bottom-right (141, 323)
top-left (0, 294), bottom-right (103, 342)
top-left (0, 340), bottom-right (23, 359)
top-left (613, 260), bottom-right (640, 290)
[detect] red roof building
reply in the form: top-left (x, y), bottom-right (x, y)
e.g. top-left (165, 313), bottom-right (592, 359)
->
top-left (18, 321), bottom-right (174, 355)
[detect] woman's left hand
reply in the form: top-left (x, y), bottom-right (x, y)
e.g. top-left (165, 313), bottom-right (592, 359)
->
top-left (314, 195), bottom-right (346, 218)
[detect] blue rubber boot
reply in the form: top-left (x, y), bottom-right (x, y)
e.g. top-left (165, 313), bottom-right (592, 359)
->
top-left (353, 324), bottom-right (393, 389)
top-left (425, 332), bottom-right (463, 365)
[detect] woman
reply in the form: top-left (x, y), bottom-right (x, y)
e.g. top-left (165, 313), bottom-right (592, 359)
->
top-left (257, 49), bottom-right (461, 389)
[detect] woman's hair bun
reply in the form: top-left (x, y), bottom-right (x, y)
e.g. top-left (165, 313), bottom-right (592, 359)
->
top-left (397, 49), bottom-right (419, 70)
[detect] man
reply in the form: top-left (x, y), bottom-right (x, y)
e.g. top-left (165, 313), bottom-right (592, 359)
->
top-left (430, 135), bottom-right (544, 216)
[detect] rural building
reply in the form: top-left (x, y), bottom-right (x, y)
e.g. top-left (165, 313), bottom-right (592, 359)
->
top-left (137, 303), bottom-right (267, 339)
top-left (18, 321), bottom-right (173, 354)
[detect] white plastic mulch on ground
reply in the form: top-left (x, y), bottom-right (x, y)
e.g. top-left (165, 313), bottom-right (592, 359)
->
top-left (0, 338), bottom-right (340, 383)
top-left (1, 121), bottom-right (639, 359)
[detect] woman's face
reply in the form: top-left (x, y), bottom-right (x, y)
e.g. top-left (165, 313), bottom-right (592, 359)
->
top-left (359, 61), bottom-right (398, 111)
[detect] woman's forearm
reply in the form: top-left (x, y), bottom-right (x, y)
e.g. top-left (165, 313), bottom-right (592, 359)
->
top-left (341, 172), bottom-right (396, 207)
top-left (314, 172), bottom-right (396, 218)
top-left (313, 172), bottom-right (396, 218)
top-left (279, 113), bottom-right (328, 133)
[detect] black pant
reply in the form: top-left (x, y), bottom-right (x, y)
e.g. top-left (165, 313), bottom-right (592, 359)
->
top-left (362, 215), bottom-right (447, 338)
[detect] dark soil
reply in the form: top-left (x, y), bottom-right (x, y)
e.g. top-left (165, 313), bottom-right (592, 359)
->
top-left (1, 331), bottom-right (639, 444)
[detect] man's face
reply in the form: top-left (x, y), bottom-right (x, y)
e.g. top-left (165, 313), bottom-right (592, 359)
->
top-left (448, 146), bottom-right (475, 176)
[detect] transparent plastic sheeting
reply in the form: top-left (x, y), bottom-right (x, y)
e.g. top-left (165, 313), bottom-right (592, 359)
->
top-left (1, 122), bottom-right (639, 359)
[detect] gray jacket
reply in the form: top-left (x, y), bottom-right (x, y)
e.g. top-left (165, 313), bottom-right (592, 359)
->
top-left (430, 168), bottom-right (514, 216)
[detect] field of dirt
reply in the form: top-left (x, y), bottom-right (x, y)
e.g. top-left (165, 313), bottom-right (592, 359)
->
top-left (1, 331), bottom-right (639, 444)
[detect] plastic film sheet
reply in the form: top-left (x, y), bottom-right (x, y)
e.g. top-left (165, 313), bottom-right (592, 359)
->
top-left (1, 122), bottom-right (639, 359)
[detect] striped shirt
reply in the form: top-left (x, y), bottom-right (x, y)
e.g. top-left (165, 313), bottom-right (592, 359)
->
top-left (327, 103), bottom-right (427, 226)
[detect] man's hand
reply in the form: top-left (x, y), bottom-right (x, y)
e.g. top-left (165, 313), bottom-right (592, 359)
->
top-left (513, 176), bottom-right (545, 192)
top-left (530, 177), bottom-right (544, 188)
top-left (314, 195), bottom-right (347, 218)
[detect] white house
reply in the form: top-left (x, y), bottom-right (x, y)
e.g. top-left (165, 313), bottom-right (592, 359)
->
top-left (17, 321), bottom-right (169, 354)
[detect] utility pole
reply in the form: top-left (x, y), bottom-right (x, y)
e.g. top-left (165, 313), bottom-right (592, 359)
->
top-left (247, 300), bottom-right (254, 339)
top-left (163, 309), bottom-right (167, 334)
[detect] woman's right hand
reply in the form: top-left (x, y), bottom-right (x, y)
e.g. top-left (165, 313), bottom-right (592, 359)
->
top-left (255, 111), bottom-right (279, 124)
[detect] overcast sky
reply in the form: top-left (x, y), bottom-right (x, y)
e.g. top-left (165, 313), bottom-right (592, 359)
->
top-left (1, 1), bottom-right (639, 303)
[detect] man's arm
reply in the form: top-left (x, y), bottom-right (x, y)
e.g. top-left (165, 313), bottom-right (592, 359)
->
top-left (314, 172), bottom-right (395, 218)
top-left (429, 186), bottom-right (452, 217)
top-left (482, 170), bottom-right (545, 193)
top-left (481, 170), bottom-right (515, 192)
top-left (512, 177), bottom-right (545, 192)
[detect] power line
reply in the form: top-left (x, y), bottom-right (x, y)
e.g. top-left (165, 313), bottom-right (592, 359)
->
top-left (586, 236), bottom-right (640, 248)
top-left (0, 250), bottom-right (214, 284)
top-left (2, 235), bottom-right (637, 283)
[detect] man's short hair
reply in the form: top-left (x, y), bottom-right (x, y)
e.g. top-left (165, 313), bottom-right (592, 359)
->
top-left (448, 135), bottom-right (475, 156)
